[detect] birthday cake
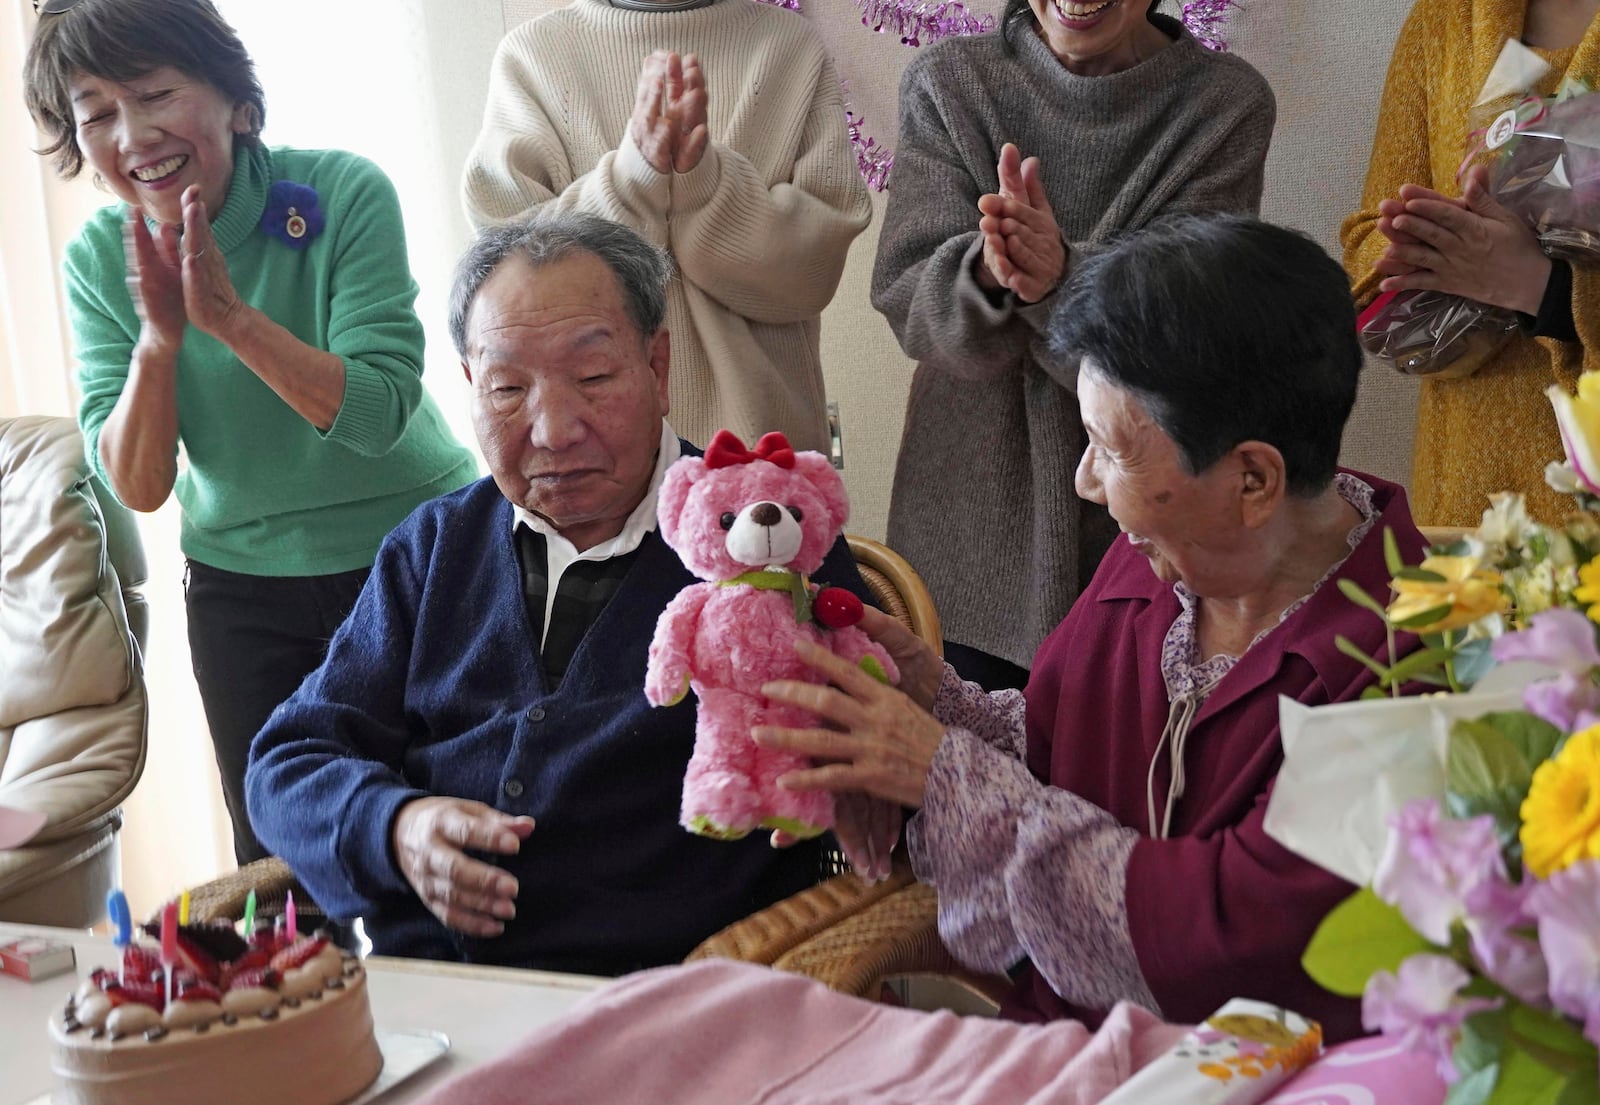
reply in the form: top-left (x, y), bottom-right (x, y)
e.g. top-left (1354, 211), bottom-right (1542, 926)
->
top-left (48, 923), bottom-right (382, 1105)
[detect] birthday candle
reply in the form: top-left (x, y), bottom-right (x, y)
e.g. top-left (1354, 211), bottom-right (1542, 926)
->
top-left (285, 889), bottom-right (297, 938)
top-left (107, 889), bottom-right (131, 984)
top-left (242, 889), bottom-right (257, 939)
top-left (179, 888), bottom-right (190, 926)
top-left (160, 901), bottom-right (178, 1008)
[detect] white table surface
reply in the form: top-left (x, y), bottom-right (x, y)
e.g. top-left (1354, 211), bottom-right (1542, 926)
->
top-left (0, 922), bottom-right (603, 1105)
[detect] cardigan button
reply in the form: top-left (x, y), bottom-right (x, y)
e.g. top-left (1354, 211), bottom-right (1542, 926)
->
top-left (504, 779), bottom-right (524, 799)
top-left (526, 706), bottom-right (545, 722)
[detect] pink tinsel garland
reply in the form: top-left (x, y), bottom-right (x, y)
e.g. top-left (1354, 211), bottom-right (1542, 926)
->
top-left (1181, 0), bottom-right (1239, 51)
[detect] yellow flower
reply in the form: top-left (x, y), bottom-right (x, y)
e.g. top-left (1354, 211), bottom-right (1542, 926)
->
top-left (1386, 555), bottom-right (1505, 633)
top-left (1576, 555), bottom-right (1600, 623)
top-left (1521, 725), bottom-right (1600, 878)
top-left (1548, 377), bottom-right (1600, 498)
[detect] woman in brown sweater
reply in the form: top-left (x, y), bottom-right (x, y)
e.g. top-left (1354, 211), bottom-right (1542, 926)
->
top-left (1345, 0), bottom-right (1600, 525)
top-left (871, 0), bottom-right (1274, 689)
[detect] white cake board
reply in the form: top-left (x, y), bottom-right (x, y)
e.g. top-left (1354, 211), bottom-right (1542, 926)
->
top-left (25, 1028), bottom-right (451, 1105)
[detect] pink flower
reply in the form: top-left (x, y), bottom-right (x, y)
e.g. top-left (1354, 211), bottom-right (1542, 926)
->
top-left (1492, 608), bottom-right (1600, 672)
top-left (1523, 673), bottom-right (1600, 732)
top-left (1464, 876), bottom-right (1549, 1006)
top-left (1374, 798), bottom-right (1506, 944)
top-left (1526, 859), bottom-right (1600, 1047)
top-left (1363, 954), bottom-right (1498, 1083)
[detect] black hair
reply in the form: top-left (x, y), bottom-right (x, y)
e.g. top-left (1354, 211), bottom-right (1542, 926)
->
top-left (1051, 213), bottom-right (1361, 497)
top-left (24, 0), bottom-right (266, 179)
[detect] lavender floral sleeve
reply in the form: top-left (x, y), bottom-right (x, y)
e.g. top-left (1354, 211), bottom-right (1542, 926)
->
top-left (906, 666), bottom-right (1160, 1013)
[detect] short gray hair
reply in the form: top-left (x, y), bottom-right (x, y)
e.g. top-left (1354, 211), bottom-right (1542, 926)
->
top-left (448, 212), bottom-right (674, 359)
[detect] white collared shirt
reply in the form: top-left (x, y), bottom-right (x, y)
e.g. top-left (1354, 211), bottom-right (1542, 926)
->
top-left (511, 420), bottom-right (682, 648)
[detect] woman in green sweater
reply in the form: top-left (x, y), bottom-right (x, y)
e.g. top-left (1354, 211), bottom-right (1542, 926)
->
top-left (24, 0), bottom-right (476, 864)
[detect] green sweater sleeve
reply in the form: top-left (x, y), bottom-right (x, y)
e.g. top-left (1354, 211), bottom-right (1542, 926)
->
top-left (64, 217), bottom-right (149, 497)
top-left (321, 155), bottom-right (428, 457)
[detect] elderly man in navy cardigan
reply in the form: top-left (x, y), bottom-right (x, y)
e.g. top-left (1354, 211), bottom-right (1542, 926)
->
top-left (246, 212), bottom-right (868, 974)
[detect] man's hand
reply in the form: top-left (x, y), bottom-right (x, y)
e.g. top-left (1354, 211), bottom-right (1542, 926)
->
top-left (391, 797), bottom-right (534, 937)
top-left (629, 51), bottom-right (679, 175)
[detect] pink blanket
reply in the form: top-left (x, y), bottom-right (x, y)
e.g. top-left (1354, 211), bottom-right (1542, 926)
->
top-left (414, 960), bottom-right (1189, 1105)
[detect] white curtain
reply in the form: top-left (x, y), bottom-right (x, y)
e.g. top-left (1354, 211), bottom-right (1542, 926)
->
top-left (2, 0), bottom-right (503, 915)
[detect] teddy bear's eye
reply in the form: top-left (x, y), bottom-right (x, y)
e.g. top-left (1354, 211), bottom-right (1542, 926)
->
top-left (787, 505), bottom-right (803, 522)
top-left (719, 512), bottom-right (736, 531)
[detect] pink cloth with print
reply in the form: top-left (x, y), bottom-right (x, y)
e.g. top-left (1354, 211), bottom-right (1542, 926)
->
top-left (1263, 1035), bottom-right (1446, 1105)
top-left (412, 959), bottom-right (1190, 1105)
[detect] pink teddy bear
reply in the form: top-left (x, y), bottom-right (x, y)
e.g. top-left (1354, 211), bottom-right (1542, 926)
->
top-left (646, 430), bottom-right (899, 840)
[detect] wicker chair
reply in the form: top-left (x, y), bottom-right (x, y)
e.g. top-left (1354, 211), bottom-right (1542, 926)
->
top-left (192, 535), bottom-right (969, 999)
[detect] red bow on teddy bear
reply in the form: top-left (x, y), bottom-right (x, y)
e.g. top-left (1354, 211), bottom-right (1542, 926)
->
top-left (704, 430), bottom-right (796, 471)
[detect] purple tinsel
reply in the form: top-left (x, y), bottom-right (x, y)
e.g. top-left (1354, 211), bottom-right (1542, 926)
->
top-left (857, 0), bottom-right (994, 47)
top-left (845, 106), bottom-right (895, 191)
top-left (1182, 0), bottom-right (1239, 52)
top-left (752, 0), bottom-right (801, 9)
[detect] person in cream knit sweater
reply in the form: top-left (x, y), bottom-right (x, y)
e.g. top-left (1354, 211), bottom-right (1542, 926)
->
top-left (461, 0), bottom-right (870, 454)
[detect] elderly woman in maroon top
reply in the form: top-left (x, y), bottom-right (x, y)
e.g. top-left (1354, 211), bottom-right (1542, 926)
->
top-left (755, 213), bottom-right (1425, 1042)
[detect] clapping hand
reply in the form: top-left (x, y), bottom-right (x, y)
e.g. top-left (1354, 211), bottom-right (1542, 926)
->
top-left (391, 796), bottom-right (535, 937)
top-left (629, 51), bottom-right (709, 176)
top-left (176, 185), bottom-right (246, 339)
top-left (1373, 165), bottom-right (1551, 316)
top-left (124, 208), bottom-right (186, 356)
top-left (976, 143), bottom-right (1067, 303)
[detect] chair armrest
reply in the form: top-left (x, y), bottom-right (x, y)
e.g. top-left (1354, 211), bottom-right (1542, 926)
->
top-left (687, 862), bottom-right (915, 966)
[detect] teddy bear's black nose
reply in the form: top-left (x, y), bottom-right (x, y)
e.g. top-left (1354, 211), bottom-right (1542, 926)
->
top-left (750, 502), bottom-right (782, 527)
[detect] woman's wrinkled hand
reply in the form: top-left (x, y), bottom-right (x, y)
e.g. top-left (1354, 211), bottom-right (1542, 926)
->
top-left (178, 186), bottom-right (246, 339)
top-left (976, 143), bottom-right (1066, 303)
top-left (124, 208), bottom-right (186, 355)
top-left (754, 638), bottom-right (946, 810)
top-left (391, 796), bottom-right (535, 937)
top-left (768, 790), bottom-right (900, 884)
top-left (857, 606), bottom-right (942, 711)
top-left (1375, 165), bottom-right (1552, 315)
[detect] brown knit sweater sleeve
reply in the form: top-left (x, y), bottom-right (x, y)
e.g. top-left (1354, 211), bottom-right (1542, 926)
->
top-left (1342, 0), bottom-right (1445, 307)
top-left (871, 31), bottom-right (1274, 385)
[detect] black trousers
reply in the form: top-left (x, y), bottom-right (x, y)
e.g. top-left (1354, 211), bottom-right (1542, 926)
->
top-left (184, 560), bottom-right (370, 865)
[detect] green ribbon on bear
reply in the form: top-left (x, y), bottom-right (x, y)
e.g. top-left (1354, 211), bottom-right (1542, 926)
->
top-left (722, 567), bottom-right (813, 625)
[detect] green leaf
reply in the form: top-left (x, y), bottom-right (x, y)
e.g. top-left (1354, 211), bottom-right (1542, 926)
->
top-left (1510, 1004), bottom-right (1598, 1064)
top-left (1457, 1009), bottom-right (1511, 1084)
top-left (1394, 603), bottom-right (1457, 630)
top-left (1487, 1046), bottom-right (1572, 1105)
top-left (1339, 578), bottom-right (1393, 620)
top-left (1336, 635), bottom-right (1391, 681)
top-left (1554, 1073), bottom-right (1600, 1105)
top-left (1454, 637), bottom-right (1500, 689)
top-left (1396, 566), bottom-right (1451, 583)
top-left (1301, 887), bottom-right (1434, 997)
top-left (1450, 1063), bottom-right (1504, 1105)
top-left (1484, 711), bottom-right (1565, 770)
top-left (1385, 525), bottom-right (1407, 576)
top-left (1362, 685), bottom-right (1392, 700)
top-left (1449, 718), bottom-right (1535, 804)
top-left (1382, 646), bottom-right (1459, 686)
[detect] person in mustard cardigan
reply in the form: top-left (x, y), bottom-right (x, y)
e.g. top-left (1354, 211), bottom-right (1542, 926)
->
top-left (1345, 0), bottom-right (1600, 525)
top-left (23, 0), bottom-right (476, 864)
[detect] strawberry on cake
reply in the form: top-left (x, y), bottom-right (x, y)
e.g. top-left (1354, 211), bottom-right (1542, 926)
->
top-left (50, 922), bottom-right (381, 1105)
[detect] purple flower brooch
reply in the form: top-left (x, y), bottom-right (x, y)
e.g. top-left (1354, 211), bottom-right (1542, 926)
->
top-left (261, 181), bottom-right (325, 249)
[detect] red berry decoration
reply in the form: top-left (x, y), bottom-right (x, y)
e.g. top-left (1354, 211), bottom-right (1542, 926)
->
top-left (269, 936), bottom-right (327, 974)
top-left (813, 587), bottom-right (864, 630)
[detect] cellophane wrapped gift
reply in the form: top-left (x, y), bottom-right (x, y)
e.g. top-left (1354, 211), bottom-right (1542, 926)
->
top-left (1359, 43), bottom-right (1600, 377)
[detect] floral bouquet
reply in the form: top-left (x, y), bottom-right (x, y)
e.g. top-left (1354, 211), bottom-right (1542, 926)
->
top-left (1359, 41), bottom-right (1600, 379)
top-left (1286, 376), bottom-right (1600, 1103)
